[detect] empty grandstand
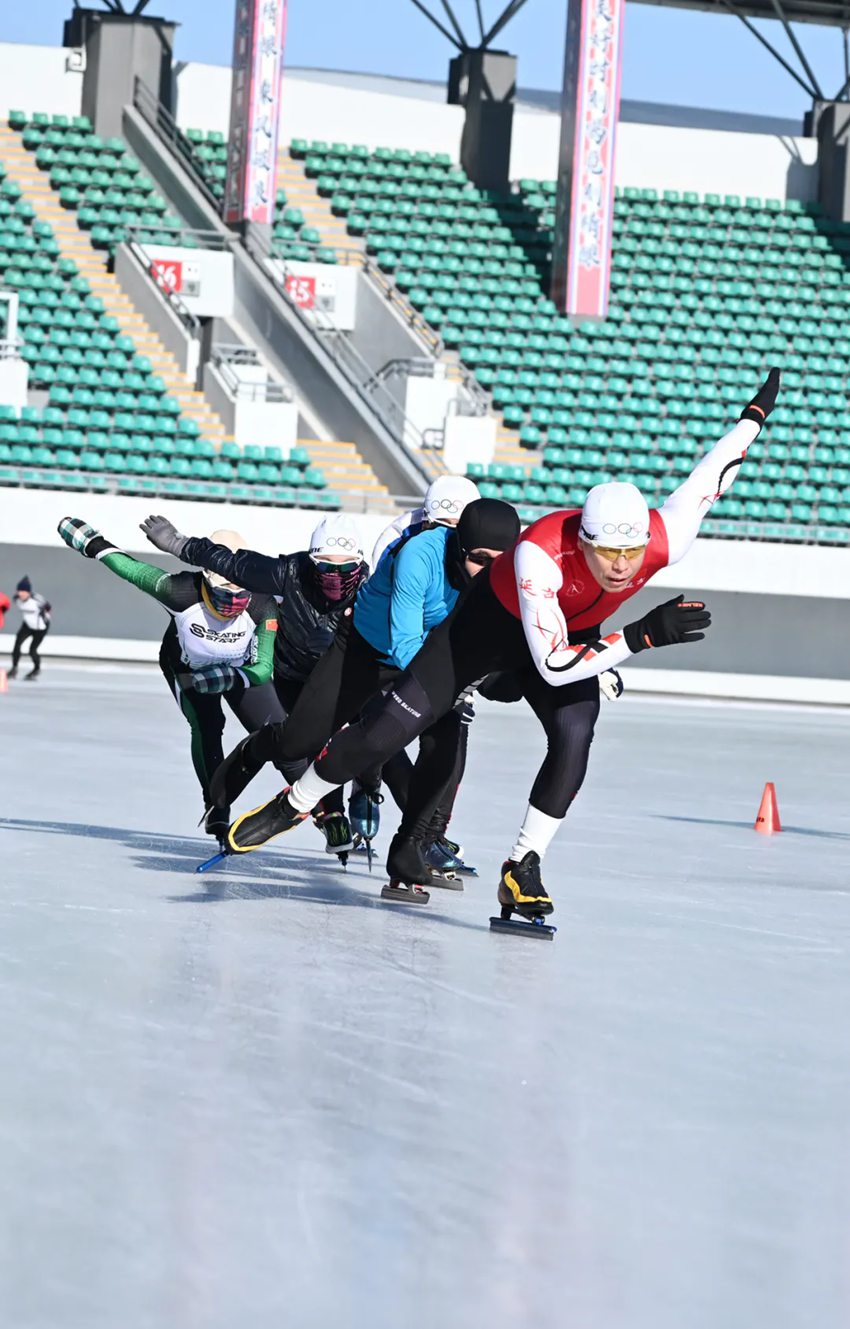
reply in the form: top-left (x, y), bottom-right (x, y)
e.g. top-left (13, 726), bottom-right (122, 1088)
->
top-left (0, 4), bottom-right (848, 698)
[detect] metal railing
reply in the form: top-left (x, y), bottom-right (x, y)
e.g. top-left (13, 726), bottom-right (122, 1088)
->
top-left (3, 463), bottom-right (848, 544)
top-left (371, 356), bottom-right (489, 417)
top-left (124, 233), bottom-right (201, 335)
top-left (211, 343), bottom-right (293, 403)
top-left (360, 253), bottom-right (444, 357)
top-left (132, 77), bottom-right (223, 215)
top-left (245, 224), bottom-right (430, 463)
top-left (0, 337), bottom-right (24, 361)
top-left (125, 222), bottom-right (230, 252)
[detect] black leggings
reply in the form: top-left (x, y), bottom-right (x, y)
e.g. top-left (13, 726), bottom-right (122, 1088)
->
top-left (379, 714), bottom-right (470, 838)
top-left (12, 625), bottom-right (48, 673)
top-left (160, 649), bottom-right (287, 806)
top-left (253, 621), bottom-right (466, 835)
top-left (315, 572), bottom-right (600, 825)
top-left (273, 676), bottom-right (344, 818)
top-left (253, 621), bottom-right (398, 769)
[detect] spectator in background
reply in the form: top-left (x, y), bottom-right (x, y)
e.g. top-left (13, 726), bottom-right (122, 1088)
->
top-left (10, 577), bottom-right (51, 681)
top-left (0, 591), bottom-right (10, 630)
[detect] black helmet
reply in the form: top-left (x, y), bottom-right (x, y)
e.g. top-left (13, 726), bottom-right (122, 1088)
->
top-left (457, 498), bottom-right (520, 555)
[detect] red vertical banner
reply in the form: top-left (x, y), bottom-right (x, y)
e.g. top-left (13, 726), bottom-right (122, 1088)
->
top-left (551, 0), bottom-right (625, 319)
top-left (223, 0), bottom-right (287, 226)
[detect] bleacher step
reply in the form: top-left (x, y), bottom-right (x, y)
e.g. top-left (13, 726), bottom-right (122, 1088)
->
top-left (0, 123), bottom-right (227, 444)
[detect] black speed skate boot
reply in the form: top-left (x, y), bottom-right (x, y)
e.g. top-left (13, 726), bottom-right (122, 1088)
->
top-left (381, 831), bottom-right (432, 904)
top-left (7, 666), bottom-right (17, 679)
top-left (314, 808), bottom-right (354, 866)
top-left (195, 805), bottom-right (233, 873)
top-left (204, 805), bottom-right (231, 846)
top-left (209, 734), bottom-right (264, 809)
top-left (490, 851), bottom-right (556, 939)
top-left (227, 788), bottom-right (309, 854)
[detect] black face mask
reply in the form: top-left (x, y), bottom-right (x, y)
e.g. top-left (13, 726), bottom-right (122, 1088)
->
top-left (445, 529), bottom-right (471, 592)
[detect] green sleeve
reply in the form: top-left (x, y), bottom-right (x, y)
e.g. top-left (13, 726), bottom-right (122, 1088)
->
top-left (100, 551), bottom-right (188, 608)
top-left (240, 610), bottom-right (277, 686)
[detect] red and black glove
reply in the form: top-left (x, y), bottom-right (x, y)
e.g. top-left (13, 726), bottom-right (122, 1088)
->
top-left (624, 594), bottom-right (711, 653)
top-left (740, 367), bottom-right (780, 425)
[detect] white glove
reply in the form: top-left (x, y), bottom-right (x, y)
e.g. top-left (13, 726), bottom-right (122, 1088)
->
top-left (599, 668), bottom-right (624, 702)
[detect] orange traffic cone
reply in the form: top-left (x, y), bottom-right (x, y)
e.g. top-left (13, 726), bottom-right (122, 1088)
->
top-left (754, 782), bottom-right (781, 835)
top-left (0, 669), bottom-right (7, 695)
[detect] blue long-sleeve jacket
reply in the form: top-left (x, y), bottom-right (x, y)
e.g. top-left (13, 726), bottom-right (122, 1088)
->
top-left (353, 526), bottom-right (458, 669)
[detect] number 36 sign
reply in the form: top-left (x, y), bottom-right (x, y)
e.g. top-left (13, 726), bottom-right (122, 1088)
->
top-left (151, 259), bottom-right (183, 293)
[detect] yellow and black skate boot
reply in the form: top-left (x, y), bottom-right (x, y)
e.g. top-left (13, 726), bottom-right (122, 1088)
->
top-left (227, 788), bottom-right (309, 853)
top-left (498, 851), bottom-right (554, 919)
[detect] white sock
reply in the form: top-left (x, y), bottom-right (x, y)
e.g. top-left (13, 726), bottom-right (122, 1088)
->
top-left (289, 764), bottom-right (340, 814)
top-left (510, 804), bottom-right (563, 862)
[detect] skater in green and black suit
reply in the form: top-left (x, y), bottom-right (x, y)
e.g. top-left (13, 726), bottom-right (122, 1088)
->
top-left (58, 517), bottom-right (286, 842)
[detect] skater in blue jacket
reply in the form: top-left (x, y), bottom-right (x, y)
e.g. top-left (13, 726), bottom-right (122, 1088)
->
top-left (174, 499), bottom-right (521, 866)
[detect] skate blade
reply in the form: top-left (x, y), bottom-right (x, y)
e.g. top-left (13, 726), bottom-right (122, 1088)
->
top-left (381, 883), bottom-right (430, 904)
top-left (352, 835), bottom-right (376, 871)
top-left (197, 849), bottom-right (229, 874)
top-left (453, 863), bottom-right (478, 878)
top-left (428, 870), bottom-right (464, 892)
top-left (489, 914), bottom-right (557, 939)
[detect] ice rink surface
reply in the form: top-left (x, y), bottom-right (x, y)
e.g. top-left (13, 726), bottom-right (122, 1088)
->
top-left (1, 665), bottom-right (849, 1329)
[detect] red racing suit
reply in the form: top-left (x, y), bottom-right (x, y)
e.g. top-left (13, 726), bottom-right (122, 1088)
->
top-left (489, 416), bottom-right (760, 685)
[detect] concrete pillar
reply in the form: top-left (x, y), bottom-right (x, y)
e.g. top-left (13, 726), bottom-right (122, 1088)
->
top-left (78, 12), bottom-right (177, 139)
top-left (817, 102), bottom-right (850, 221)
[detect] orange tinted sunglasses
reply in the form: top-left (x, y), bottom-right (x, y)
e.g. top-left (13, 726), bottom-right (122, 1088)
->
top-left (592, 544), bottom-right (648, 563)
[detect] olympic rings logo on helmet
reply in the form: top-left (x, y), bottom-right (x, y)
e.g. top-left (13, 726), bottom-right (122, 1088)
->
top-left (602, 521), bottom-right (646, 538)
top-left (581, 521), bottom-right (649, 542)
top-left (311, 535), bottom-right (359, 553)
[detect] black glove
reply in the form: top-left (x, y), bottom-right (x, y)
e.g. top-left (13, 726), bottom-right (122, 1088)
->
top-left (452, 687), bottom-right (476, 725)
top-left (624, 594), bottom-right (711, 653)
top-left (740, 367), bottom-right (780, 425)
top-left (477, 670), bottom-right (526, 704)
top-left (140, 514), bottom-right (189, 558)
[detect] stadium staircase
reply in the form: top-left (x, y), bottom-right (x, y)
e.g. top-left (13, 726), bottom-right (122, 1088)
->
top-left (0, 113), bottom-right (377, 510)
top-left (0, 121), bottom-right (224, 443)
top-left (183, 130), bottom-right (523, 479)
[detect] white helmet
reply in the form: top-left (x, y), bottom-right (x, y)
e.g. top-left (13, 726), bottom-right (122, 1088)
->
top-left (309, 514), bottom-right (365, 562)
top-left (423, 474), bottom-right (480, 526)
top-left (580, 483), bottom-right (650, 549)
top-left (204, 529), bottom-right (246, 589)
